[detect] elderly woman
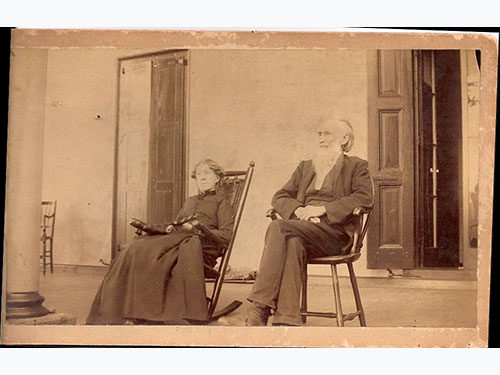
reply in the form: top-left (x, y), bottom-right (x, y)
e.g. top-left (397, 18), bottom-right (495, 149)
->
top-left (247, 118), bottom-right (373, 326)
top-left (87, 159), bottom-right (233, 325)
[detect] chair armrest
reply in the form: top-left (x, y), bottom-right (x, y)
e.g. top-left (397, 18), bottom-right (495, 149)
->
top-left (268, 207), bottom-right (371, 220)
top-left (352, 206), bottom-right (373, 216)
top-left (266, 208), bottom-right (279, 221)
top-left (191, 220), bottom-right (227, 248)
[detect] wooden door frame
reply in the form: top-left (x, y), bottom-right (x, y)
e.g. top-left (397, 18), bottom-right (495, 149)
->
top-left (111, 49), bottom-right (190, 259)
top-left (413, 50), bottom-right (425, 267)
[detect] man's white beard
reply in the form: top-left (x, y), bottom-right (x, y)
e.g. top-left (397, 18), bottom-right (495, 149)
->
top-left (312, 149), bottom-right (341, 190)
top-left (312, 148), bottom-right (341, 168)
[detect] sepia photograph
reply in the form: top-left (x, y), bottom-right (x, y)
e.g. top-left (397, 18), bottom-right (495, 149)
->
top-left (1, 29), bottom-right (497, 347)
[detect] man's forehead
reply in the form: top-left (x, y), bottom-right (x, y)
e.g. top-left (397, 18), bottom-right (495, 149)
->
top-left (316, 120), bottom-right (344, 132)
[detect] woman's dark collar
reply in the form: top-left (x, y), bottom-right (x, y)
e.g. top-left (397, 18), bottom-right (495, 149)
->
top-left (197, 189), bottom-right (217, 198)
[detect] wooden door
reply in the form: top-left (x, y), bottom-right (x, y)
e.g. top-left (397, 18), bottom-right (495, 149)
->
top-left (114, 57), bottom-right (152, 255)
top-left (367, 50), bottom-right (415, 269)
top-left (148, 54), bottom-right (187, 224)
top-left (113, 51), bottom-right (187, 258)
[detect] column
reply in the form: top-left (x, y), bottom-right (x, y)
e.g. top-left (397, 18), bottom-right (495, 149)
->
top-left (5, 48), bottom-right (49, 318)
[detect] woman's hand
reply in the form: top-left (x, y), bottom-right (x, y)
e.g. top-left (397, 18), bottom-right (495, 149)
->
top-left (181, 222), bottom-right (193, 232)
top-left (165, 225), bottom-right (175, 233)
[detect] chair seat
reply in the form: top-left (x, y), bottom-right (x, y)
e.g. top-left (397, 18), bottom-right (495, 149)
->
top-left (308, 252), bottom-right (361, 265)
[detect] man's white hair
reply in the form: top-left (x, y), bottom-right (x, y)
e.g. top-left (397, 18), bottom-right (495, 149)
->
top-left (321, 118), bottom-right (355, 153)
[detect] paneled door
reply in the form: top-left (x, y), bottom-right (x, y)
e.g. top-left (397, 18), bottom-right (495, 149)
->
top-left (113, 51), bottom-right (187, 258)
top-left (114, 56), bottom-right (153, 256)
top-left (367, 50), bottom-right (415, 269)
top-left (148, 54), bottom-right (187, 224)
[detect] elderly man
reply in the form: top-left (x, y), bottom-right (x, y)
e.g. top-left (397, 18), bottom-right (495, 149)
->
top-left (247, 118), bottom-right (373, 326)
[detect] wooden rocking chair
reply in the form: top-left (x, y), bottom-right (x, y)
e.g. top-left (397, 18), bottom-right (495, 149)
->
top-left (204, 161), bottom-right (255, 321)
top-left (129, 161), bottom-right (255, 322)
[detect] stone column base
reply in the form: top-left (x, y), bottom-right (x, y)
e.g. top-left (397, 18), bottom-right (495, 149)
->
top-left (6, 291), bottom-right (49, 319)
top-left (7, 312), bottom-right (77, 325)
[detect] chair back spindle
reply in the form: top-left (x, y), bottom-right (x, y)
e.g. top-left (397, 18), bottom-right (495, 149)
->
top-left (350, 177), bottom-right (375, 256)
top-left (207, 162), bottom-right (255, 319)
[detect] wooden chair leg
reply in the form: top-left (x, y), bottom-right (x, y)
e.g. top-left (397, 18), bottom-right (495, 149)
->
top-left (42, 240), bottom-right (46, 276)
top-left (330, 264), bottom-right (344, 327)
top-left (301, 263), bottom-right (308, 324)
top-left (347, 262), bottom-right (366, 327)
top-left (49, 238), bottom-right (54, 274)
top-left (208, 272), bottom-right (222, 318)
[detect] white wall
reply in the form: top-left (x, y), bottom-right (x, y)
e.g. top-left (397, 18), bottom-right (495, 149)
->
top-left (186, 49), bottom-right (370, 273)
top-left (41, 49), bottom-right (145, 265)
top-left (40, 48), bottom-right (372, 274)
top-left (37, 47), bottom-right (477, 279)
top-left (461, 50), bottom-right (480, 272)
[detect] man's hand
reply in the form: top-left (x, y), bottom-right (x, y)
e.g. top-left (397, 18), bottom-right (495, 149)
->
top-left (294, 206), bottom-right (306, 220)
top-left (303, 205), bottom-right (326, 220)
top-left (294, 205), bottom-right (326, 221)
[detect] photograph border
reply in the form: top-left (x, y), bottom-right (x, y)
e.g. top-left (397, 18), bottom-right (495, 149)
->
top-left (2, 29), bottom-right (497, 347)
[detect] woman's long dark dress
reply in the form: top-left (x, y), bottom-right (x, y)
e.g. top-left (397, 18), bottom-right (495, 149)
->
top-left (86, 191), bottom-right (234, 325)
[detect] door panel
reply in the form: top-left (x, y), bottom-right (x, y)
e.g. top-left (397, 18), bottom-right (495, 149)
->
top-left (114, 58), bottom-right (152, 255)
top-left (367, 50), bottom-right (415, 269)
top-left (114, 51), bottom-right (187, 258)
top-left (148, 55), bottom-right (186, 224)
top-left (379, 185), bottom-right (403, 246)
top-left (378, 50), bottom-right (402, 96)
top-left (379, 110), bottom-right (402, 170)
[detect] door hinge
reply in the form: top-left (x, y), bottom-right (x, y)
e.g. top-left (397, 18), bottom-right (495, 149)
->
top-left (122, 67), bottom-right (125, 75)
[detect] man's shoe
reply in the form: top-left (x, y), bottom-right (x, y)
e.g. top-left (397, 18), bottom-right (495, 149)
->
top-left (246, 302), bottom-right (271, 326)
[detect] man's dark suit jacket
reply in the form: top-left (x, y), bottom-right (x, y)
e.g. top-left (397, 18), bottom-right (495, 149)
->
top-left (272, 154), bottom-right (373, 236)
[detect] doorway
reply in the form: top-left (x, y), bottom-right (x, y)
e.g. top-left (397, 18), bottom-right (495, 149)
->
top-left (113, 50), bottom-right (188, 257)
top-left (415, 50), bottom-right (463, 268)
top-left (367, 50), bottom-right (465, 270)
